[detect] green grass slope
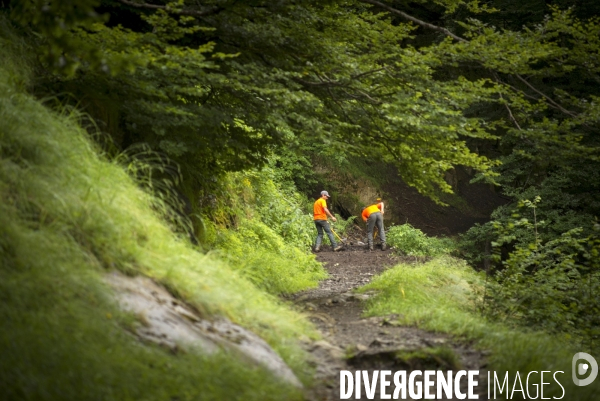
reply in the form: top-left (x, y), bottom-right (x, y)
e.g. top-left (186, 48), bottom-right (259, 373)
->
top-left (360, 256), bottom-right (599, 400)
top-left (0, 21), bottom-right (314, 401)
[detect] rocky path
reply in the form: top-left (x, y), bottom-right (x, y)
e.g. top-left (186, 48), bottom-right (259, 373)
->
top-left (292, 245), bottom-right (489, 401)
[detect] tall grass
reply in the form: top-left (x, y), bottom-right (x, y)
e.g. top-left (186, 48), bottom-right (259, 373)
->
top-left (360, 256), bottom-right (599, 400)
top-left (216, 218), bottom-right (326, 294)
top-left (0, 214), bottom-right (302, 401)
top-left (0, 20), bottom-right (313, 400)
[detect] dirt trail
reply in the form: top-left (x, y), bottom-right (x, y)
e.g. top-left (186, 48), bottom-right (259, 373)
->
top-left (292, 245), bottom-right (489, 401)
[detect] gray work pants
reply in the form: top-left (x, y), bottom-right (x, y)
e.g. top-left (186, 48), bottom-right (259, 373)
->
top-left (367, 212), bottom-right (385, 247)
top-left (314, 220), bottom-right (337, 248)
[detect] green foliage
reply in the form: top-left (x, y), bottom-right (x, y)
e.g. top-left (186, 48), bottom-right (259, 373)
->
top-left (8, 0), bottom-right (111, 75)
top-left (5, 1), bottom-right (508, 202)
top-left (215, 218), bottom-right (326, 295)
top-left (0, 43), bottom-right (315, 399)
top-left (0, 18), bottom-right (33, 90)
top-left (457, 222), bottom-right (495, 268)
top-left (244, 166), bottom-right (317, 250)
top-left (453, 6), bottom-right (600, 272)
top-left (459, 157), bottom-right (600, 269)
top-left (190, 160), bottom-right (328, 295)
top-left (361, 256), bottom-right (600, 400)
top-left (207, 167), bottom-right (316, 249)
top-left (498, 159), bottom-right (599, 242)
top-left (480, 198), bottom-right (600, 346)
top-left (461, 196), bottom-right (600, 347)
top-left (386, 224), bottom-right (456, 256)
top-left (6, 0), bottom-right (600, 211)
top-left (264, 138), bottom-right (321, 196)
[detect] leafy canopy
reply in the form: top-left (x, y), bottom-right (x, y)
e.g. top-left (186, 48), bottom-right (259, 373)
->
top-left (6, 1), bottom-right (600, 205)
top-left (6, 0), bottom-right (501, 201)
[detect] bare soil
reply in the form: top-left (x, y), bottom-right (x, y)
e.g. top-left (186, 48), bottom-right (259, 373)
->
top-left (292, 245), bottom-right (490, 401)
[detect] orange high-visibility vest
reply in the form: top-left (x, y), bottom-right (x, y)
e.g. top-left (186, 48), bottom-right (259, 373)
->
top-left (362, 204), bottom-right (381, 221)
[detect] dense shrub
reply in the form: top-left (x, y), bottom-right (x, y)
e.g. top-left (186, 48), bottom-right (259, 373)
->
top-left (330, 215), bottom-right (357, 239)
top-left (189, 163), bottom-right (331, 294)
top-left (459, 161), bottom-right (600, 269)
top-left (481, 198), bottom-right (600, 346)
top-left (456, 222), bottom-right (495, 269)
top-left (386, 224), bottom-right (456, 256)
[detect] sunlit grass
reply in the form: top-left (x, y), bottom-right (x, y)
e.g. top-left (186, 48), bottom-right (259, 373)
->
top-left (0, 215), bottom-right (303, 401)
top-left (360, 256), bottom-right (599, 401)
top-left (215, 218), bottom-right (327, 295)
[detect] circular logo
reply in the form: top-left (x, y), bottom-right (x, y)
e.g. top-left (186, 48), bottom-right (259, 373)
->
top-left (572, 352), bottom-right (598, 386)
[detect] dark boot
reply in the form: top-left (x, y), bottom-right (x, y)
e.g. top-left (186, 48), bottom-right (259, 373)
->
top-left (333, 244), bottom-right (343, 252)
top-left (381, 243), bottom-right (387, 251)
top-left (314, 244), bottom-right (321, 252)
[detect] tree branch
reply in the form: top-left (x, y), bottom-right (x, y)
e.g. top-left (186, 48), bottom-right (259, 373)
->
top-left (492, 72), bottom-right (521, 130)
top-left (359, 0), bottom-right (468, 43)
top-left (292, 77), bottom-right (341, 87)
top-left (502, 95), bottom-right (522, 130)
top-left (350, 67), bottom-right (387, 80)
top-left (355, 89), bottom-right (382, 104)
top-left (116, 0), bottom-right (221, 18)
top-left (514, 74), bottom-right (578, 118)
top-left (326, 86), bottom-right (356, 125)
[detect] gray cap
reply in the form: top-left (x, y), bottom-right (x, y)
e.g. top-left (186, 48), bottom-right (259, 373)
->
top-left (321, 190), bottom-right (330, 197)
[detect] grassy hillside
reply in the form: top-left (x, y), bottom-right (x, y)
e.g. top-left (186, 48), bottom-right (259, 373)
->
top-left (0, 20), bottom-right (318, 401)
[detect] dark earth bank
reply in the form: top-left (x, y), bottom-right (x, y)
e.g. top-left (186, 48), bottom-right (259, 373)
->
top-left (382, 166), bottom-right (508, 237)
top-left (329, 165), bottom-right (508, 238)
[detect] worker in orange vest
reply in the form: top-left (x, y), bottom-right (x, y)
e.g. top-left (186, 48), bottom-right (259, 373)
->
top-left (313, 190), bottom-right (342, 252)
top-left (361, 198), bottom-right (386, 251)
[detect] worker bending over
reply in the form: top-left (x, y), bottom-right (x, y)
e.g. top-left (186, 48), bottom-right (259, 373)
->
top-left (362, 199), bottom-right (386, 251)
top-left (313, 190), bottom-right (342, 252)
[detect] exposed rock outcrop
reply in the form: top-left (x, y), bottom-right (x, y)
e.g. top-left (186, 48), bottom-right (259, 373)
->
top-left (105, 271), bottom-right (302, 388)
